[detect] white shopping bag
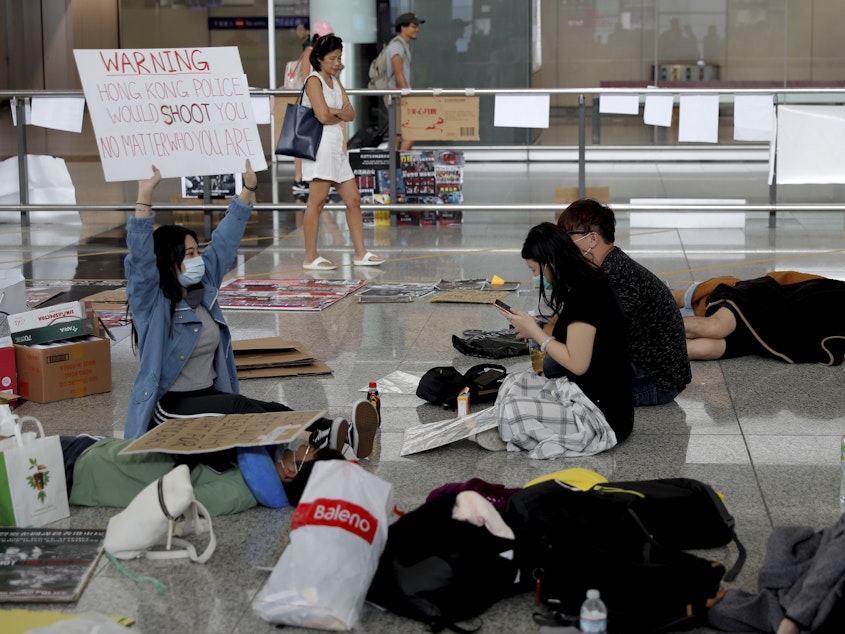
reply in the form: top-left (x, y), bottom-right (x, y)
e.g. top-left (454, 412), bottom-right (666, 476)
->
top-left (253, 460), bottom-right (392, 630)
top-left (0, 415), bottom-right (69, 527)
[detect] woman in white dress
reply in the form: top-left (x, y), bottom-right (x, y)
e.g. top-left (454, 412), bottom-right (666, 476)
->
top-left (301, 34), bottom-right (384, 270)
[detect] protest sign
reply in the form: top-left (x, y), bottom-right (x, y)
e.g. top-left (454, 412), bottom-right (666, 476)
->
top-left (74, 47), bottom-right (267, 181)
top-left (120, 410), bottom-right (324, 455)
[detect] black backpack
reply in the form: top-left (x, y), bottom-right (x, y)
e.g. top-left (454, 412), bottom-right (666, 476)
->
top-left (366, 493), bottom-right (522, 632)
top-left (416, 364), bottom-right (506, 410)
top-left (505, 478), bottom-right (736, 633)
top-left (452, 329), bottom-right (528, 359)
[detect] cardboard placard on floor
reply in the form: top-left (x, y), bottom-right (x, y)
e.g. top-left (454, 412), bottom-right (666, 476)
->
top-left (120, 409), bottom-right (325, 455)
top-left (233, 337), bottom-right (333, 378)
top-left (429, 290), bottom-right (510, 305)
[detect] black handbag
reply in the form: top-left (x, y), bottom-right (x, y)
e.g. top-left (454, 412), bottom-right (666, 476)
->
top-left (275, 82), bottom-right (323, 160)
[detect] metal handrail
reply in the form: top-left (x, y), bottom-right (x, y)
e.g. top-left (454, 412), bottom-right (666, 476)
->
top-left (3, 203), bottom-right (844, 213)
top-left (5, 86), bottom-right (845, 229)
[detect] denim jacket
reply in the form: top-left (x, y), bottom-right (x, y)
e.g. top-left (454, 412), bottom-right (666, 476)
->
top-left (123, 197), bottom-right (252, 438)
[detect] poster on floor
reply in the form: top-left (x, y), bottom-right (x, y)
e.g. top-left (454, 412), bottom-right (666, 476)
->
top-left (0, 529), bottom-right (104, 602)
top-left (73, 47), bottom-right (267, 182)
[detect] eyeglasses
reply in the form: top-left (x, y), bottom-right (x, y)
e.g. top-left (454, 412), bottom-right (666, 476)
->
top-left (294, 445), bottom-right (311, 474)
top-left (566, 230), bottom-right (589, 236)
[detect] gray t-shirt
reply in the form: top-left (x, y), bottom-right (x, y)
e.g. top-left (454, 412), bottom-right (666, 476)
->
top-left (386, 36), bottom-right (411, 89)
top-left (171, 304), bottom-right (219, 392)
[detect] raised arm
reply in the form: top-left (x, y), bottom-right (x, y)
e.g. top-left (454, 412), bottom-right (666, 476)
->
top-left (135, 165), bottom-right (162, 217)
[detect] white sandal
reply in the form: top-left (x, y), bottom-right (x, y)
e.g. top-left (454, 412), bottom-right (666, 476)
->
top-left (303, 256), bottom-right (337, 270)
top-left (353, 251), bottom-right (384, 266)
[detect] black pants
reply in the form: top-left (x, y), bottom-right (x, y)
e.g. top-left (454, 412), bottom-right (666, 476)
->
top-left (154, 388), bottom-right (333, 471)
top-left (60, 435), bottom-right (99, 495)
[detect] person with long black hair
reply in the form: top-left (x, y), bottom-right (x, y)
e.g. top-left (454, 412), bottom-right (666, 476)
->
top-left (124, 161), bottom-right (378, 507)
top-left (301, 34), bottom-right (383, 270)
top-left (479, 222), bottom-right (633, 458)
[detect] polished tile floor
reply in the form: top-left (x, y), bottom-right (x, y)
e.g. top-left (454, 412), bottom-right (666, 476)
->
top-left (2, 156), bottom-right (844, 633)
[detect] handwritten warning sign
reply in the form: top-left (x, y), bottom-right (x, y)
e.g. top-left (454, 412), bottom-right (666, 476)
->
top-left (74, 47), bottom-right (267, 181)
top-left (120, 410), bottom-right (324, 455)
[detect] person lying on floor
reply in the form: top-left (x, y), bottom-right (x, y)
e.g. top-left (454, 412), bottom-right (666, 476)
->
top-left (474, 222), bottom-right (633, 458)
top-left (707, 510), bottom-right (845, 634)
top-left (56, 401), bottom-right (377, 515)
top-left (671, 272), bottom-right (845, 364)
top-left (557, 199), bottom-right (691, 406)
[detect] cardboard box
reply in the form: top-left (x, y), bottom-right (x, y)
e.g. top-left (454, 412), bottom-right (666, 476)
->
top-left (8, 301), bottom-right (91, 334)
top-left (400, 96), bottom-right (480, 141)
top-left (11, 318), bottom-right (96, 346)
top-left (554, 187), bottom-right (611, 221)
top-left (14, 337), bottom-right (112, 403)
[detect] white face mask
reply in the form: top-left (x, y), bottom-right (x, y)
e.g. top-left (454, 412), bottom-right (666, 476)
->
top-left (573, 233), bottom-right (591, 257)
top-left (177, 256), bottom-right (205, 287)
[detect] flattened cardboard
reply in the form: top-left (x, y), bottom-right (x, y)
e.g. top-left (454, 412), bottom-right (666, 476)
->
top-left (233, 336), bottom-right (298, 355)
top-left (120, 410), bottom-right (325, 455)
top-left (238, 360), bottom-right (333, 379)
top-left (430, 290), bottom-right (510, 304)
top-left (233, 337), bottom-right (333, 378)
top-left (14, 337), bottom-right (111, 403)
top-left (400, 96), bottom-right (480, 141)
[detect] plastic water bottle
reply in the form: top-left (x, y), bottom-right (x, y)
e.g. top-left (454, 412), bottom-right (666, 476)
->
top-left (579, 589), bottom-right (608, 634)
top-left (839, 434), bottom-right (845, 505)
top-left (367, 382), bottom-right (381, 424)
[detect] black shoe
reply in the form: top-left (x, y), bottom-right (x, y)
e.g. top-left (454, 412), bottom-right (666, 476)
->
top-left (292, 180), bottom-right (309, 193)
top-left (349, 400), bottom-right (379, 459)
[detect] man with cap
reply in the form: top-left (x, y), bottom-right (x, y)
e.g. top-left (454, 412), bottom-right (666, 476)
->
top-left (387, 12), bottom-right (424, 150)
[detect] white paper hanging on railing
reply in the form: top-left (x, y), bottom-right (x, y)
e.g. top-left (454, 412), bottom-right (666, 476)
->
top-left (493, 94), bottom-right (550, 128)
top-left (643, 93), bottom-right (673, 127)
top-left (0, 155), bottom-right (76, 205)
top-left (250, 95), bottom-right (271, 125)
top-left (775, 105), bottom-right (845, 184)
top-left (678, 95), bottom-right (719, 143)
top-left (733, 94), bottom-right (774, 141)
top-left (31, 96), bottom-right (86, 133)
top-left (599, 94), bottom-right (639, 115)
top-left (9, 100), bottom-right (31, 126)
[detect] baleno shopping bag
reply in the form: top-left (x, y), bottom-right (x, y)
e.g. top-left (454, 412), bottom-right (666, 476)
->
top-left (253, 460), bottom-right (392, 630)
top-left (0, 415), bottom-right (69, 527)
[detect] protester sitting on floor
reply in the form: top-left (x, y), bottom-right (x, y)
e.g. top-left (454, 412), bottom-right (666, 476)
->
top-left (557, 199), bottom-right (691, 406)
top-left (707, 511), bottom-right (845, 634)
top-left (54, 405), bottom-right (377, 515)
top-left (672, 272), bottom-right (845, 364)
top-left (475, 222), bottom-right (633, 458)
top-left (125, 163), bottom-right (380, 504)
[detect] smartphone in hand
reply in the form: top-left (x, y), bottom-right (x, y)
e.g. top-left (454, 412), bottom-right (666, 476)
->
top-left (494, 299), bottom-right (513, 313)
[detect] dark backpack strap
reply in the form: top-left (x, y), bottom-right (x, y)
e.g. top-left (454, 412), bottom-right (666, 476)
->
top-left (723, 530), bottom-right (747, 582)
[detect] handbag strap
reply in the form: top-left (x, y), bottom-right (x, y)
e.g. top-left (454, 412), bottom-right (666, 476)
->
top-left (144, 499), bottom-right (216, 564)
top-left (6, 414), bottom-right (45, 446)
top-left (298, 74), bottom-right (321, 105)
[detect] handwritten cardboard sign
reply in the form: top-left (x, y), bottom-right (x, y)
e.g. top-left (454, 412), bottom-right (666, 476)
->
top-left (120, 410), bottom-right (324, 455)
top-left (74, 47), bottom-right (267, 182)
